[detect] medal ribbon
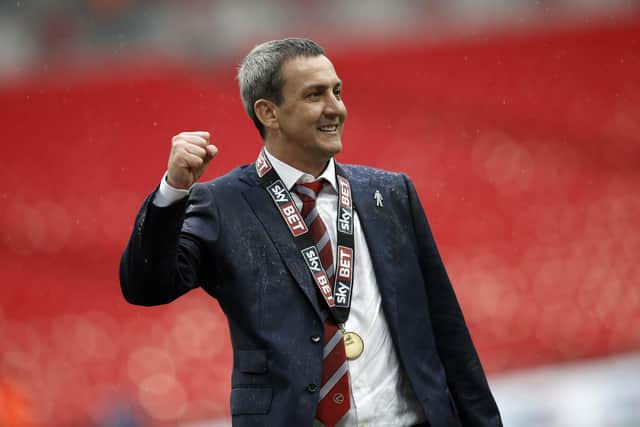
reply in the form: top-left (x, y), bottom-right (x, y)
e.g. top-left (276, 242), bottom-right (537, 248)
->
top-left (256, 149), bottom-right (354, 324)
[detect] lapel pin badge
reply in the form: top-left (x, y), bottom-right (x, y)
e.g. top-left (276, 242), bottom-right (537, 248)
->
top-left (374, 190), bottom-right (383, 207)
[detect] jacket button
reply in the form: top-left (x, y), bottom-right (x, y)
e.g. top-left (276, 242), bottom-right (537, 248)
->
top-left (307, 383), bottom-right (318, 393)
top-left (310, 335), bottom-right (321, 343)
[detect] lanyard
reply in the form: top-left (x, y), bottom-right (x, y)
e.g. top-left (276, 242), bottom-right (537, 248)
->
top-left (255, 149), bottom-right (355, 324)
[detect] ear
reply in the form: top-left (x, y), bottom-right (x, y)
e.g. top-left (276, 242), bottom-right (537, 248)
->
top-left (254, 99), bottom-right (279, 131)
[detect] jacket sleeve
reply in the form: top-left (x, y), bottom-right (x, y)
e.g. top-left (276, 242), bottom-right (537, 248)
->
top-left (403, 174), bottom-right (503, 427)
top-left (119, 183), bottom-right (220, 306)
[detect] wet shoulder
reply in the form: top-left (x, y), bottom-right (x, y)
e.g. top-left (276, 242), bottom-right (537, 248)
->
top-left (341, 163), bottom-right (406, 187)
top-left (193, 163), bottom-right (255, 196)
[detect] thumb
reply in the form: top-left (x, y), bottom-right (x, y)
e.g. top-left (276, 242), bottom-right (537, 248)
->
top-left (201, 144), bottom-right (218, 169)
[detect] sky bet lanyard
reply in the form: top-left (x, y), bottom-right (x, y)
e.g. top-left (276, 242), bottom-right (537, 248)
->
top-left (256, 149), bottom-right (355, 325)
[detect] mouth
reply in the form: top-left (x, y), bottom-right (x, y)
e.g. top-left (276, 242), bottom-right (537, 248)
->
top-left (317, 124), bottom-right (339, 133)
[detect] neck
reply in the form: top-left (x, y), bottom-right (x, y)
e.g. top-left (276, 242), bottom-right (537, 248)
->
top-left (264, 142), bottom-right (329, 178)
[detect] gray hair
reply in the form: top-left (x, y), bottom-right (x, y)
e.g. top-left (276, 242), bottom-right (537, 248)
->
top-left (237, 38), bottom-right (325, 138)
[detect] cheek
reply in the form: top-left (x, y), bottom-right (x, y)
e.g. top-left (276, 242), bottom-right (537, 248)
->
top-left (302, 104), bottom-right (324, 121)
top-left (298, 114), bottom-right (322, 134)
top-left (281, 105), bottom-right (323, 133)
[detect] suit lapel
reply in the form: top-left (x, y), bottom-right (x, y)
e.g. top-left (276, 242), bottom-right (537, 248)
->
top-left (240, 165), bottom-right (325, 319)
top-left (344, 166), bottom-right (398, 326)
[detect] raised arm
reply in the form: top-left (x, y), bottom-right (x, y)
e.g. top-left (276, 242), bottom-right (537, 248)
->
top-left (119, 131), bottom-right (219, 306)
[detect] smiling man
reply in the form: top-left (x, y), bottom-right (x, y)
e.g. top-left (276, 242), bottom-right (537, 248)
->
top-left (120, 38), bottom-right (502, 427)
top-left (254, 54), bottom-right (346, 177)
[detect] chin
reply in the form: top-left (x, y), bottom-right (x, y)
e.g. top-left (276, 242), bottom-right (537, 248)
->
top-left (323, 138), bottom-right (342, 157)
top-left (317, 133), bottom-right (342, 152)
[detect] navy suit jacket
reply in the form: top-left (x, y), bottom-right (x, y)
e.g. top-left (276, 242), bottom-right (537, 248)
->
top-left (120, 162), bottom-right (502, 427)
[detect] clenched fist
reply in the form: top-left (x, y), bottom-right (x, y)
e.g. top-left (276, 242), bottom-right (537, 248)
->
top-left (167, 131), bottom-right (218, 189)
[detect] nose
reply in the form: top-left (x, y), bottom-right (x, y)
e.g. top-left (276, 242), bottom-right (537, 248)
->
top-left (324, 92), bottom-right (347, 118)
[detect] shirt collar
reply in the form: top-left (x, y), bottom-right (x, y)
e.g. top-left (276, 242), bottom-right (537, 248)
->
top-left (263, 148), bottom-right (337, 192)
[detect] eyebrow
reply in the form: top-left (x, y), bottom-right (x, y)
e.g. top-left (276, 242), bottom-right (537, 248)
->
top-left (303, 81), bottom-right (342, 92)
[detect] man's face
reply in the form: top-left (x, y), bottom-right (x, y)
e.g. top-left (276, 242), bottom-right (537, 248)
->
top-left (274, 55), bottom-right (347, 167)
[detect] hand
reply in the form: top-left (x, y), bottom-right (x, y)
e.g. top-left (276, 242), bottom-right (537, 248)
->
top-left (166, 131), bottom-right (218, 189)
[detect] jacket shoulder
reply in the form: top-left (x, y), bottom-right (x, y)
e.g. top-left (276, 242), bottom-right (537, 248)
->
top-left (341, 163), bottom-right (409, 186)
top-left (194, 163), bottom-right (254, 193)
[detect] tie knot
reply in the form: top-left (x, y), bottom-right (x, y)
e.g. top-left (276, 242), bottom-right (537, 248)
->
top-left (294, 180), bottom-right (325, 199)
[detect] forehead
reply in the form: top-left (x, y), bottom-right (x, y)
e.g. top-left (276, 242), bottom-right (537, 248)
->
top-left (280, 55), bottom-right (340, 92)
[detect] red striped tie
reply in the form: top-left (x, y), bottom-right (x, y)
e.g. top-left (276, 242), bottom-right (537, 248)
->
top-left (295, 181), bottom-right (351, 427)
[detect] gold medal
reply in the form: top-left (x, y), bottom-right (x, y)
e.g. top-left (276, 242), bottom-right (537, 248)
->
top-left (343, 331), bottom-right (364, 360)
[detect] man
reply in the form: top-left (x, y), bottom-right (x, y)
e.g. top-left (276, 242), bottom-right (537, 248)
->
top-left (120, 38), bottom-right (502, 427)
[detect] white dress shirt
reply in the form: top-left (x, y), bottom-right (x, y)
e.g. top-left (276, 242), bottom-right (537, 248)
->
top-left (153, 150), bottom-right (426, 426)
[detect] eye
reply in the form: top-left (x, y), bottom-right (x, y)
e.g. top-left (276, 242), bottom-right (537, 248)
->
top-left (306, 91), bottom-right (321, 100)
top-left (333, 87), bottom-right (342, 99)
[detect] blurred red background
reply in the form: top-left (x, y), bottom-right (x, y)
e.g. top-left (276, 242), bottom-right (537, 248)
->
top-left (1, 15), bottom-right (639, 426)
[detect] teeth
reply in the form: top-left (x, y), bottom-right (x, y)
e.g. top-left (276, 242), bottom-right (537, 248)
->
top-left (319, 125), bottom-right (337, 132)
